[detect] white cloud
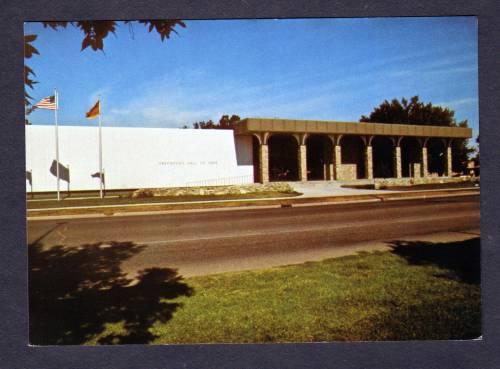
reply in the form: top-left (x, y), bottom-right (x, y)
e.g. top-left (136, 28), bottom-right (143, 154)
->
top-left (109, 108), bottom-right (131, 115)
top-left (104, 69), bottom-right (349, 128)
top-left (437, 97), bottom-right (478, 109)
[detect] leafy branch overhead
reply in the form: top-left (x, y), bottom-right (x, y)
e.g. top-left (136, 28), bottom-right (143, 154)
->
top-left (24, 20), bottom-right (186, 108)
top-left (24, 34), bottom-right (39, 105)
top-left (41, 20), bottom-right (186, 51)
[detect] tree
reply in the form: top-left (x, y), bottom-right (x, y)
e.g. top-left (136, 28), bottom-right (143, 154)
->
top-left (361, 96), bottom-right (459, 126)
top-left (472, 135), bottom-right (479, 166)
top-left (191, 114), bottom-right (241, 130)
top-left (192, 120), bottom-right (216, 129)
top-left (218, 114), bottom-right (241, 130)
top-left (360, 96), bottom-right (474, 174)
top-left (24, 20), bottom-right (186, 112)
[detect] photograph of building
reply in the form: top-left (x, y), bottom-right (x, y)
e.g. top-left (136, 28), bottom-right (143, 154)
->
top-left (25, 17), bottom-right (480, 345)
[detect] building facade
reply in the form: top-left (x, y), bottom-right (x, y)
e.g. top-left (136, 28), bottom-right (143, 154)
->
top-left (26, 125), bottom-right (253, 192)
top-left (234, 118), bottom-right (472, 183)
top-left (26, 118), bottom-right (472, 192)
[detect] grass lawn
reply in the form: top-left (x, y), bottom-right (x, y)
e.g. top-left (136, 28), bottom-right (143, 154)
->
top-left (27, 191), bottom-right (300, 209)
top-left (29, 237), bottom-right (480, 345)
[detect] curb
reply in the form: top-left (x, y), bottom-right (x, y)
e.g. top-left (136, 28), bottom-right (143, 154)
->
top-left (27, 188), bottom-right (479, 219)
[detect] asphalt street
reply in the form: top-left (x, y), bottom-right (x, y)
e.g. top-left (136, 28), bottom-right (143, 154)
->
top-left (28, 195), bottom-right (480, 277)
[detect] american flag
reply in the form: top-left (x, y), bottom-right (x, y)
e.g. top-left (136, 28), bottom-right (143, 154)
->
top-left (34, 95), bottom-right (57, 110)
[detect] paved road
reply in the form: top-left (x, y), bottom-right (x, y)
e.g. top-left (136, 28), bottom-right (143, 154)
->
top-left (28, 195), bottom-right (480, 277)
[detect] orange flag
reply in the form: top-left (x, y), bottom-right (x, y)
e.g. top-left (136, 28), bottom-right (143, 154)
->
top-left (85, 100), bottom-right (100, 119)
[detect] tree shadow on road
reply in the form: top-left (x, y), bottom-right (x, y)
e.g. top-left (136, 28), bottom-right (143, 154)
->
top-left (29, 240), bottom-right (193, 345)
top-left (388, 236), bottom-right (480, 285)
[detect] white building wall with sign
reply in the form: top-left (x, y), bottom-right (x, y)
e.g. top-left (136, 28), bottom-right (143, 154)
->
top-left (26, 125), bottom-right (254, 192)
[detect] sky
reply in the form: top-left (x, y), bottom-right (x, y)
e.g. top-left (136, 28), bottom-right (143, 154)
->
top-left (25, 17), bottom-right (478, 139)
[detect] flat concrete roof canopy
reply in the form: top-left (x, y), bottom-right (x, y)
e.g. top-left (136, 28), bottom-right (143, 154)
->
top-left (235, 118), bottom-right (472, 139)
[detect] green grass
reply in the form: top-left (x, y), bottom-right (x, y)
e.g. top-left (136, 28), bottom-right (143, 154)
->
top-left (63, 238), bottom-right (480, 345)
top-left (27, 191), bottom-right (300, 209)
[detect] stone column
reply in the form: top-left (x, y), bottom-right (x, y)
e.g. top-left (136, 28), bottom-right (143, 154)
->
top-left (323, 144), bottom-right (330, 180)
top-left (365, 145), bottom-right (373, 180)
top-left (326, 143), bottom-right (334, 181)
top-left (298, 144), bottom-right (307, 181)
top-left (412, 163), bottom-right (421, 178)
top-left (445, 145), bottom-right (453, 176)
top-left (259, 144), bottom-right (269, 183)
top-left (421, 146), bottom-right (428, 177)
top-left (334, 145), bottom-right (342, 180)
top-left (394, 146), bottom-right (402, 178)
top-left (328, 159), bottom-right (334, 181)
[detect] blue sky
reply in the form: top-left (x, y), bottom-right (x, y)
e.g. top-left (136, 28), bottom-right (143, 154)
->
top-left (25, 17), bottom-right (478, 139)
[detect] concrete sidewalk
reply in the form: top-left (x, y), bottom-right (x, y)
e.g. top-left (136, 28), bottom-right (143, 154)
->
top-left (290, 181), bottom-right (389, 197)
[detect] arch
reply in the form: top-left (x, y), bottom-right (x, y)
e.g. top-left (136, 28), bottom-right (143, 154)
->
top-left (297, 133), bottom-right (308, 146)
top-left (268, 134), bottom-right (299, 181)
top-left (427, 137), bottom-right (447, 176)
top-left (400, 136), bottom-right (421, 178)
top-left (306, 134), bottom-right (332, 180)
top-left (341, 135), bottom-right (366, 179)
top-left (372, 135), bottom-right (395, 178)
top-left (328, 134), bottom-right (343, 147)
top-left (251, 133), bottom-right (262, 146)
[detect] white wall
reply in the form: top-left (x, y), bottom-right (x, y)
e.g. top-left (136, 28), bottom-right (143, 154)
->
top-left (232, 135), bottom-right (254, 182)
top-left (26, 125), bottom-right (255, 192)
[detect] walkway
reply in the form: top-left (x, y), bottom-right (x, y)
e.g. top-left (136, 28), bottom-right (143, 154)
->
top-left (289, 181), bottom-right (392, 197)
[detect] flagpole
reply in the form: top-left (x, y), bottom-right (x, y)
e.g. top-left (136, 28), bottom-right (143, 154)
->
top-left (54, 89), bottom-right (60, 201)
top-left (98, 95), bottom-right (103, 199)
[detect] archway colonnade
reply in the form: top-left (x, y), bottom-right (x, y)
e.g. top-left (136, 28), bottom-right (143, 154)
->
top-left (235, 118), bottom-right (471, 184)
top-left (251, 132), bottom-right (454, 183)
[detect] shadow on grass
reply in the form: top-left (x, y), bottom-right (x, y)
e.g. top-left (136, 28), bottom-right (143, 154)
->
top-left (354, 237), bottom-right (481, 340)
top-left (389, 236), bottom-right (480, 285)
top-left (29, 239), bottom-right (193, 345)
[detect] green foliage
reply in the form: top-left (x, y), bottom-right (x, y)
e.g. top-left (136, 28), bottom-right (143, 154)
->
top-left (453, 121), bottom-right (475, 171)
top-left (42, 20), bottom-right (186, 51)
top-left (360, 96), bottom-right (459, 126)
top-left (474, 135), bottom-right (480, 164)
top-left (24, 34), bottom-right (39, 106)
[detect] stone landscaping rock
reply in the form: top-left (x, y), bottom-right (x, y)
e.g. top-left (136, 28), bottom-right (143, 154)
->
top-left (130, 182), bottom-right (295, 198)
top-left (374, 176), bottom-right (474, 188)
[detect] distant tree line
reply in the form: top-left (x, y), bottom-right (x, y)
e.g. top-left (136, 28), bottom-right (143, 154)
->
top-left (183, 114), bottom-right (241, 130)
